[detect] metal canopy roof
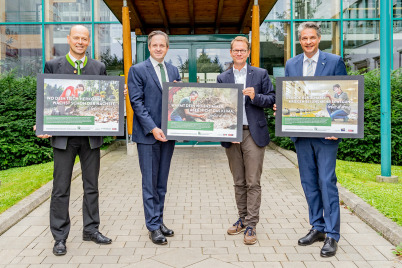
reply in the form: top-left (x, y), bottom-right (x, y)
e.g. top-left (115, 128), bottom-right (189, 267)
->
top-left (103, 0), bottom-right (277, 35)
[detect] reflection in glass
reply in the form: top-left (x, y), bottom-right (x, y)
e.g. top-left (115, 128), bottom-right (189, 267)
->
top-left (45, 0), bottom-right (91, 22)
top-left (0, 0), bottom-right (42, 22)
top-left (265, 0), bottom-right (290, 20)
top-left (293, 0), bottom-right (339, 19)
top-left (45, 25), bottom-right (91, 61)
top-left (196, 48), bottom-right (231, 83)
top-left (95, 0), bottom-right (119, 22)
top-left (394, 0), bottom-right (402, 18)
top-left (343, 0), bottom-right (379, 19)
top-left (165, 49), bottom-right (189, 82)
top-left (260, 22), bottom-right (289, 77)
top-left (294, 22), bottom-right (340, 56)
top-left (0, 25), bottom-right (42, 76)
top-left (95, 24), bottom-right (124, 75)
top-left (343, 21), bottom-right (379, 71)
top-left (393, 21), bottom-right (402, 69)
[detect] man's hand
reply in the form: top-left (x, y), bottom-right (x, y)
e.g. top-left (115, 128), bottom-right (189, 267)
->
top-left (151, 127), bottom-right (167, 142)
top-left (273, 103), bottom-right (277, 116)
top-left (33, 125), bottom-right (52, 139)
top-left (325, 136), bottom-right (338, 140)
top-left (124, 84), bottom-right (128, 97)
top-left (243, 87), bottom-right (255, 100)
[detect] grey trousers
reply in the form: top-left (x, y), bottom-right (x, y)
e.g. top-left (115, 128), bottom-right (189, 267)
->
top-left (225, 130), bottom-right (266, 228)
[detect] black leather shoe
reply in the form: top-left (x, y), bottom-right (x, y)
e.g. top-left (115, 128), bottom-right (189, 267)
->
top-left (160, 223), bottom-right (174, 237)
top-left (320, 237), bottom-right (338, 257)
top-left (53, 240), bottom-right (67, 256)
top-left (83, 231), bottom-right (112, 244)
top-left (149, 229), bottom-right (167, 245)
top-left (298, 229), bottom-right (326, 246)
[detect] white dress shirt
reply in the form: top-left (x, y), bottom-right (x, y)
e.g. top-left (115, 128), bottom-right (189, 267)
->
top-left (233, 64), bottom-right (248, 126)
top-left (68, 52), bottom-right (85, 69)
top-left (303, 50), bottom-right (319, 77)
top-left (150, 56), bottom-right (169, 87)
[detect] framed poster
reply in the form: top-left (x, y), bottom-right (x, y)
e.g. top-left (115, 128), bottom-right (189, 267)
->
top-left (275, 75), bottom-right (364, 138)
top-left (162, 82), bottom-right (243, 142)
top-left (36, 73), bottom-right (125, 136)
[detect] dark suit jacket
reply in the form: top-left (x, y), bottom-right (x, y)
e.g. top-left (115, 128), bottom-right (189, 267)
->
top-left (217, 65), bottom-right (275, 148)
top-left (44, 56), bottom-right (107, 149)
top-left (285, 50), bottom-right (347, 143)
top-left (127, 58), bottom-right (181, 144)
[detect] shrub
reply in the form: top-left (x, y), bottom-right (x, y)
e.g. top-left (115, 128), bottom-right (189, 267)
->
top-left (0, 71), bottom-right (53, 170)
top-left (266, 68), bottom-right (402, 165)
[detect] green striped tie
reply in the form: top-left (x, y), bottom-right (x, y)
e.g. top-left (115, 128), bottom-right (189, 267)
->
top-left (76, 60), bottom-right (82, 75)
top-left (158, 63), bottom-right (167, 83)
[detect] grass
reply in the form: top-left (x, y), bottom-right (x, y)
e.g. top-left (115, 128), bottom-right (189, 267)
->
top-left (336, 160), bottom-right (402, 226)
top-left (0, 161), bottom-right (54, 214)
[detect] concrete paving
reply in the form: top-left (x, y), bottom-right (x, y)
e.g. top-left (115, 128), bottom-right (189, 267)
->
top-left (0, 145), bottom-right (401, 268)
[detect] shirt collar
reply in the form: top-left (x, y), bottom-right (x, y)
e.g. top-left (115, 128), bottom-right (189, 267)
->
top-left (233, 64), bottom-right (247, 74)
top-left (303, 50), bottom-right (319, 63)
top-left (150, 56), bottom-right (165, 68)
top-left (68, 52), bottom-right (86, 63)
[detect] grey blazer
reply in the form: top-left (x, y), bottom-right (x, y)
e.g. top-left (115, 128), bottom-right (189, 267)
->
top-left (44, 56), bottom-right (107, 149)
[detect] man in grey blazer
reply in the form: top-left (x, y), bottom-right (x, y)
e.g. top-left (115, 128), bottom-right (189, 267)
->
top-left (127, 31), bottom-right (181, 245)
top-left (37, 25), bottom-right (112, 256)
top-left (217, 36), bottom-right (275, 245)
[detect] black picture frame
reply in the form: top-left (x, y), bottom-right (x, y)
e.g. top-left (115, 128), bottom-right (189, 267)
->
top-left (162, 82), bottom-right (244, 142)
top-left (36, 73), bottom-right (125, 136)
top-left (275, 75), bottom-right (364, 138)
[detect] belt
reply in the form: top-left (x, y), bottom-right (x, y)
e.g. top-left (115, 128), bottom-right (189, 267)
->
top-left (243, 125), bottom-right (249, 130)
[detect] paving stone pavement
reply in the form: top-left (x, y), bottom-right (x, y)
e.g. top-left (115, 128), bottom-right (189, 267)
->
top-left (0, 146), bottom-right (401, 268)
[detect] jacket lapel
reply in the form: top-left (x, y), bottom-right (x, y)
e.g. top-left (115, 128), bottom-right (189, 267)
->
top-left (296, 54), bottom-right (304, 77)
top-left (226, 68), bottom-right (235, 83)
top-left (245, 65), bottom-right (253, 88)
top-left (146, 58), bottom-right (162, 91)
top-left (315, 50), bottom-right (326, 76)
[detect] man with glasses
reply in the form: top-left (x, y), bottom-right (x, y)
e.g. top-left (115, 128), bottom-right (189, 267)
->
top-left (217, 36), bottom-right (275, 245)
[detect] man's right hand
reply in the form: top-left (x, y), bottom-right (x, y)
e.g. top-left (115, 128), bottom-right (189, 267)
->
top-left (273, 104), bottom-right (277, 116)
top-left (151, 127), bottom-right (167, 142)
top-left (33, 125), bottom-right (52, 139)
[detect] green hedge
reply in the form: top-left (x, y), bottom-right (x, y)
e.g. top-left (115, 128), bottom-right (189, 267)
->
top-left (266, 68), bottom-right (402, 166)
top-left (0, 72), bottom-right (53, 170)
top-left (0, 72), bottom-right (116, 170)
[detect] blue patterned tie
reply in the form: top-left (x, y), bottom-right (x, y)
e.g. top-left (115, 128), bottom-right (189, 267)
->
top-left (306, 59), bottom-right (314, 76)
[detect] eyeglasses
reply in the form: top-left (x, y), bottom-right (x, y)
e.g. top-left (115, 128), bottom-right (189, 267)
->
top-left (231, 49), bottom-right (248, 55)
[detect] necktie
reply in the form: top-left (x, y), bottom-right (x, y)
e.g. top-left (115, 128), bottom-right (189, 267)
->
top-left (306, 59), bottom-right (314, 77)
top-left (76, 60), bottom-right (82, 75)
top-left (158, 63), bottom-right (167, 83)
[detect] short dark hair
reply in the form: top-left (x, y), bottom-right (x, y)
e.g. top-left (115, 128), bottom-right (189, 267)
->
top-left (333, 84), bottom-right (341, 89)
top-left (298, 22), bottom-right (321, 39)
top-left (76, 84), bottom-right (84, 89)
top-left (148, 30), bottom-right (169, 47)
top-left (190, 91), bottom-right (198, 96)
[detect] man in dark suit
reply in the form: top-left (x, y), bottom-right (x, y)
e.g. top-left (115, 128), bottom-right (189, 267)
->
top-left (127, 31), bottom-right (181, 245)
top-left (284, 22), bottom-right (347, 257)
top-left (37, 25), bottom-right (112, 256)
top-left (217, 36), bottom-right (275, 245)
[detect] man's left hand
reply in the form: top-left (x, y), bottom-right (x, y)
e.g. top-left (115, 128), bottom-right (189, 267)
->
top-left (325, 136), bottom-right (338, 140)
top-left (124, 84), bottom-right (128, 98)
top-left (243, 87), bottom-right (255, 100)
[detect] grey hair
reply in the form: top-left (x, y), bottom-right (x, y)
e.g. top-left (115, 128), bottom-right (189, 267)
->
top-left (297, 22), bottom-right (321, 39)
top-left (148, 30), bottom-right (169, 47)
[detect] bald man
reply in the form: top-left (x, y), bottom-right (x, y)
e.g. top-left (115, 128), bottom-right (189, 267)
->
top-left (39, 25), bottom-right (112, 256)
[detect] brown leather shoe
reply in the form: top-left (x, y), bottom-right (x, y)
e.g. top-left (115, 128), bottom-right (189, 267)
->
top-left (227, 218), bottom-right (246, 235)
top-left (243, 226), bottom-right (257, 245)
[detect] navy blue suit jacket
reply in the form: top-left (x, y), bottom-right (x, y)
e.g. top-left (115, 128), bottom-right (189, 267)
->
top-left (217, 65), bottom-right (275, 148)
top-left (285, 50), bottom-right (347, 143)
top-left (128, 58), bottom-right (181, 144)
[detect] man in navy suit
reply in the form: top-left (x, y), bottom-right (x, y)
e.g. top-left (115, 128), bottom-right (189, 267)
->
top-left (284, 22), bottom-right (347, 257)
top-left (217, 36), bottom-right (275, 245)
top-left (127, 31), bottom-right (181, 245)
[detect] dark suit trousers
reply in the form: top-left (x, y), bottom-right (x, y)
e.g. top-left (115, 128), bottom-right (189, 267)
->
top-left (225, 130), bottom-right (265, 228)
top-left (137, 140), bottom-right (175, 231)
top-left (294, 137), bottom-right (341, 241)
top-left (50, 136), bottom-right (100, 241)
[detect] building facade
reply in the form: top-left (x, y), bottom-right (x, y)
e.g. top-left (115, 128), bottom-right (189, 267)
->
top-left (0, 0), bottom-right (401, 77)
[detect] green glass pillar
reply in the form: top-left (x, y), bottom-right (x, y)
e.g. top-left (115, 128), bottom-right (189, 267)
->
top-left (378, 0), bottom-right (395, 181)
